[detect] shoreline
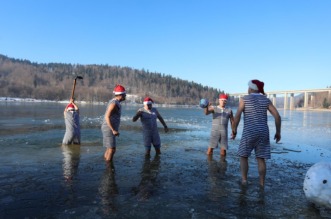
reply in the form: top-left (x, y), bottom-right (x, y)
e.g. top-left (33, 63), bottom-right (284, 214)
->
top-left (294, 107), bottom-right (331, 112)
top-left (0, 96), bottom-right (199, 108)
top-left (2, 97), bottom-right (331, 111)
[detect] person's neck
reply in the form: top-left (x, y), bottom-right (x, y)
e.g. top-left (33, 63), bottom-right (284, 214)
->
top-left (248, 88), bottom-right (259, 94)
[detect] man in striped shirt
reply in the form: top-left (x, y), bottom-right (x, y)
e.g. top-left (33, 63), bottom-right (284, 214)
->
top-left (232, 80), bottom-right (281, 187)
top-left (101, 84), bottom-right (126, 162)
top-left (205, 94), bottom-right (234, 157)
top-left (132, 97), bottom-right (168, 156)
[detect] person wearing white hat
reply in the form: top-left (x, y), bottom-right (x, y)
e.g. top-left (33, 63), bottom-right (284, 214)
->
top-left (62, 98), bottom-right (80, 145)
top-left (101, 84), bottom-right (127, 162)
top-left (132, 97), bottom-right (168, 156)
top-left (232, 79), bottom-right (281, 187)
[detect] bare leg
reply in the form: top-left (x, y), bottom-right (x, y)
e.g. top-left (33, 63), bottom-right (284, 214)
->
top-left (105, 148), bottom-right (116, 162)
top-left (240, 157), bottom-right (248, 184)
top-left (221, 148), bottom-right (226, 156)
top-left (145, 149), bottom-right (151, 156)
top-left (206, 147), bottom-right (214, 155)
top-left (221, 155), bottom-right (226, 163)
top-left (155, 148), bottom-right (161, 155)
top-left (104, 148), bottom-right (110, 160)
top-left (257, 158), bottom-right (266, 187)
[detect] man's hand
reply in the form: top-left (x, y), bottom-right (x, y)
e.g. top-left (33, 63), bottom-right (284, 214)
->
top-left (231, 130), bottom-right (237, 140)
top-left (274, 133), bottom-right (281, 143)
top-left (112, 130), bottom-right (120, 137)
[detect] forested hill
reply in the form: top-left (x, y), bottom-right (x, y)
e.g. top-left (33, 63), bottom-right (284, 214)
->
top-left (0, 54), bottom-right (225, 105)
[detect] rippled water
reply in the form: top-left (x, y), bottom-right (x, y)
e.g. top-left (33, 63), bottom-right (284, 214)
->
top-left (0, 101), bottom-right (331, 218)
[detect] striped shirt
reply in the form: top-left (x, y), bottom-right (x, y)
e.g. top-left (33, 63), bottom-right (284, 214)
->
top-left (209, 106), bottom-right (232, 149)
top-left (237, 93), bottom-right (271, 158)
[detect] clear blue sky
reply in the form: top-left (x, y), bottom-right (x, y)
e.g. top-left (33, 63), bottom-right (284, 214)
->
top-left (1, 0), bottom-right (330, 94)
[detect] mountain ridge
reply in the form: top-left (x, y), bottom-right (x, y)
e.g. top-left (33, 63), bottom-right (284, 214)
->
top-left (0, 54), bottom-right (224, 105)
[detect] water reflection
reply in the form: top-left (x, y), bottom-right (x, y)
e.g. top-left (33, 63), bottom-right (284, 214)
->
top-left (98, 162), bottom-right (119, 215)
top-left (235, 179), bottom-right (266, 217)
top-left (133, 155), bottom-right (161, 201)
top-left (303, 110), bottom-right (308, 127)
top-left (207, 155), bottom-right (227, 201)
top-left (61, 144), bottom-right (81, 207)
top-left (61, 144), bottom-right (81, 182)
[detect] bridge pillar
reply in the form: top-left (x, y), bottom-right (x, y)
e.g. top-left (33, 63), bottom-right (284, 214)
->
top-left (304, 92), bottom-right (309, 108)
top-left (272, 94), bottom-right (277, 107)
top-left (284, 92), bottom-right (288, 109)
top-left (311, 93), bottom-right (315, 108)
top-left (290, 93), bottom-right (295, 110)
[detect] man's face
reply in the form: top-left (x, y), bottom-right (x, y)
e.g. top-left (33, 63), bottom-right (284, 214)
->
top-left (121, 94), bottom-right (126, 101)
top-left (219, 99), bottom-right (227, 107)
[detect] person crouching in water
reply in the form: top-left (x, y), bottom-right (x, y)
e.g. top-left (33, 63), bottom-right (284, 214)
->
top-left (62, 98), bottom-right (81, 145)
top-left (205, 94), bottom-right (234, 157)
top-left (132, 97), bottom-right (169, 156)
top-left (101, 84), bottom-right (126, 162)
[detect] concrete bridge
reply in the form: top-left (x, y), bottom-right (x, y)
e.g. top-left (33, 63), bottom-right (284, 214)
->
top-left (230, 88), bottom-right (331, 110)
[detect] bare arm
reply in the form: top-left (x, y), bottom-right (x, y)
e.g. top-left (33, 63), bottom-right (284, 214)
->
top-left (268, 103), bottom-right (281, 143)
top-left (71, 102), bottom-right (79, 111)
top-left (231, 98), bottom-right (245, 139)
top-left (204, 103), bottom-right (214, 115)
top-left (105, 103), bottom-right (119, 136)
top-left (229, 110), bottom-right (234, 125)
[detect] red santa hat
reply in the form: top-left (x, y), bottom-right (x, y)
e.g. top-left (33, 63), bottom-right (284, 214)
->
top-left (143, 97), bottom-right (154, 105)
top-left (67, 103), bottom-right (75, 111)
top-left (248, 79), bottom-right (265, 95)
top-left (113, 84), bottom-right (126, 95)
top-left (219, 94), bottom-right (228, 100)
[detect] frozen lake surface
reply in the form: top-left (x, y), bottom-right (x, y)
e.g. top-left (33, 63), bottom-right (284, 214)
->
top-left (1, 101), bottom-right (331, 218)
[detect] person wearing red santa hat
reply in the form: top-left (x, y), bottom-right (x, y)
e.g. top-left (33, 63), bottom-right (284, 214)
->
top-left (132, 97), bottom-right (168, 156)
top-left (101, 84), bottom-right (127, 162)
top-left (232, 79), bottom-right (281, 187)
top-left (62, 98), bottom-right (80, 145)
top-left (204, 93), bottom-right (234, 158)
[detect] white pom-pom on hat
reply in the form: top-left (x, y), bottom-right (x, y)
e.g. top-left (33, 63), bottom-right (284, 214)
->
top-left (248, 79), bottom-right (265, 95)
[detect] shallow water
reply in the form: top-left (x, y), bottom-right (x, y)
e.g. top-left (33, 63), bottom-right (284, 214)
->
top-left (1, 102), bottom-right (331, 218)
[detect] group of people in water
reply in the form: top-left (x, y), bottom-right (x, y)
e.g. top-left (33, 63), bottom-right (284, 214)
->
top-left (62, 79), bottom-right (281, 187)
